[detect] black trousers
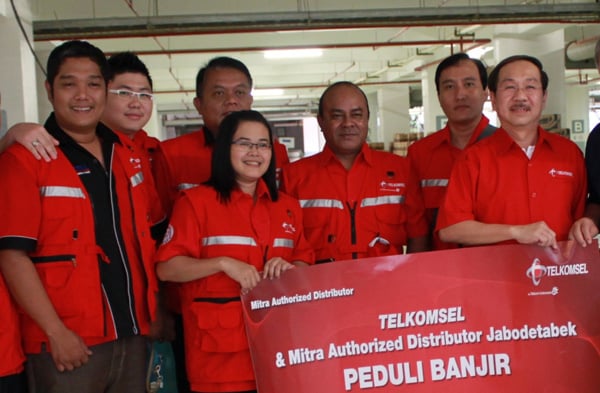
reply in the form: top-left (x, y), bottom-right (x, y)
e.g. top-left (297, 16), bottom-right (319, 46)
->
top-left (172, 312), bottom-right (192, 393)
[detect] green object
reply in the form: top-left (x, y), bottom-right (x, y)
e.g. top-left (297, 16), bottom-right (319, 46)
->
top-left (147, 341), bottom-right (179, 393)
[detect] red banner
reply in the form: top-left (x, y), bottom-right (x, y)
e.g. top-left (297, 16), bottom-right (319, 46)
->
top-left (242, 242), bottom-right (600, 392)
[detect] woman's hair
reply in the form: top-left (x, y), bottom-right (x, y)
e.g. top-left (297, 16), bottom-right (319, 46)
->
top-left (207, 110), bottom-right (278, 203)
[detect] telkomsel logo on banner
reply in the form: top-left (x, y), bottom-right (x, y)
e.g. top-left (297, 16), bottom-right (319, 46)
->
top-left (526, 257), bottom-right (589, 296)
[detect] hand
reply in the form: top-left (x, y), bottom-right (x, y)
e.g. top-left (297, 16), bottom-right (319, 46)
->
top-left (263, 257), bottom-right (294, 279)
top-left (149, 307), bottom-right (176, 342)
top-left (511, 221), bottom-right (557, 250)
top-left (568, 217), bottom-right (599, 248)
top-left (47, 326), bottom-right (92, 372)
top-left (8, 123), bottom-right (59, 162)
top-left (220, 257), bottom-right (261, 291)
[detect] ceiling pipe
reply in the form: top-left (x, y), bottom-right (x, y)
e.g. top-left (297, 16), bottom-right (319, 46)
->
top-left (33, 4), bottom-right (600, 41)
top-left (104, 39), bottom-right (492, 57)
top-left (567, 76), bottom-right (600, 86)
top-left (566, 35), bottom-right (600, 62)
top-left (156, 79), bottom-right (421, 95)
top-left (413, 42), bottom-right (488, 72)
top-left (327, 61), bottom-right (357, 85)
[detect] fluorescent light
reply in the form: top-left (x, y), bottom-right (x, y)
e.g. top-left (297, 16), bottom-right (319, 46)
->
top-left (252, 88), bottom-right (285, 97)
top-left (264, 49), bottom-right (323, 59)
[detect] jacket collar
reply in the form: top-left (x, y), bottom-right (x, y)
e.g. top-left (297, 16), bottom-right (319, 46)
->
top-left (44, 112), bottom-right (121, 148)
top-left (493, 126), bottom-right (554, 155)
top-left (319, 142), bottom-right (373, 168)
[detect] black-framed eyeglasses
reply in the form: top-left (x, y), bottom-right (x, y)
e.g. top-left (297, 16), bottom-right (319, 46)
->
top-left (109, 89), bottom-right (154, 102)
top-left (231, 139), bottom-right (272, 151)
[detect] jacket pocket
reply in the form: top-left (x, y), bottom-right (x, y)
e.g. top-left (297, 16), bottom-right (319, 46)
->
top-left (190, 300), bottom-right (248, 353)
top-left (33, 258), bottom-right (81, 319)
top-left (374, 202), bottom-right (407, 247)
top-left (303, 215), bottom-right (334, 260)
top-left (39, 190), bottom-right (81, 232)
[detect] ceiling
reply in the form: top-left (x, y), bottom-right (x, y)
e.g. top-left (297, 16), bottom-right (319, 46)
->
top-left (25, 0), bottom-right (600, 121)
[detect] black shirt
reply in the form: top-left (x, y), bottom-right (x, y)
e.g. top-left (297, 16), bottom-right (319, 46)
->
top-left (45, 113), bottom-right (139, 338)
top-left (586, 122), bottom-right (600, 204)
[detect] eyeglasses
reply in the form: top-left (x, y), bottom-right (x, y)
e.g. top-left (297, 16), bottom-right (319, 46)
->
top-left (231, 139), bottom-right (272, 152)
top-left (109, 89), bottom-right (154, 102)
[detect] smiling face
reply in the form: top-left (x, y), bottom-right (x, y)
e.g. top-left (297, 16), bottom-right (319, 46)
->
top-left (194, 67), bottom-right (253, 134)
top-left (230, 120), bottom-right (272, 187)
top-left (102, 72), bottom-right (153, 137)
top-left (45, 57), bottom-right (106, 138)
top-left (437, 59), bottom-right (488, 128)
top-left (318, 83), bottom-right (369, 159)
top-left (490, 59), bottom-right (547, 134)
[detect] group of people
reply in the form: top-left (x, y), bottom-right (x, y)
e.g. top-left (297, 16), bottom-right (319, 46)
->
top-left (0, 37), bottom-right (598, 393)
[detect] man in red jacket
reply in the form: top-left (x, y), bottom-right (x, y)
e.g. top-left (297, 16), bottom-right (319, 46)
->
top-left (160, 56), bottom-right (289, 211)
top-left (101, 52), bottom-right (170, 242)
top-left (437, 55), bottom-right (586, 248)
top-left (0, 40), bottom-right (159, 393)
top-left (282, 81), bottom-right (428, 263)
top-left (406, 53), bottom-right (495, 251)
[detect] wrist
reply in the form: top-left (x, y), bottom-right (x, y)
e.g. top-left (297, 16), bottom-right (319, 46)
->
top-left (45, 320), bottom-right (67, 339)
top-left (218, 256), bottom-right (230, 272)
top-left (508, 225), bottom-right (520, 241)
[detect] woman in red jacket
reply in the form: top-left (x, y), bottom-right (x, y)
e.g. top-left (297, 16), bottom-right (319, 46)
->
top-left (155, 110), bottom-right (314, 393)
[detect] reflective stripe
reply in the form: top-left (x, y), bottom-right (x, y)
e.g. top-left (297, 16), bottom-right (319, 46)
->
top-left (177, 183), bottom-right (199, 191)
top-left (273, 238), bottom-right (294, 248)
top-left (202, 236), bottom-right (257, 247)
top-left (40, 186), bottom-right (85, 199)
top-left (360, 195), bottom-right (404, 207)
top-left (300, 199), bottom-right (344, 209)
top-left (130, 171), bottom-right (144, 187)
top-left (420, 179), bottom-right (448, 188)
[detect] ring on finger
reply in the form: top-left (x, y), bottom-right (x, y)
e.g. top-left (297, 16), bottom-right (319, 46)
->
top-left (31, 140), bottom-right (41, 147)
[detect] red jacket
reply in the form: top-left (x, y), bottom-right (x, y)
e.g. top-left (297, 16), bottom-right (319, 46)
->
top-left (131, 129), bottom-right (172, 219)
top-left (436, 127), bottom-right (586, 244)
top-left (117, 131), bottom-right (166, 227)
top-left (160, 128), bottom-right (215, 211)
top-left (406, 116), bottom-right (493, 250)
top-left (156, 181), bottom-right (314, 392)
top-left (0, 141), bottom-right (159, 353)
top-left (282, 143), bottom-right (426, 262)
top-left (0, 276), bottom-right (25, 376)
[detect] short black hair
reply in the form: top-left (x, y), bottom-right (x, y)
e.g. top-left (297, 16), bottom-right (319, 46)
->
top-left (46, 40), bottom-right (109, 87)
top-left (207, 110), bottom-right (278, 203)
top-left (195, 56), bottom-right (253, 98)
top-left (488, 55), bottom-right (549, 93)
top-left (434, 53), bottom-right (488, 93)
top-left (318, 81), bottom-right (370, 117)
top-left (107, 51), bottom-right (153, 89)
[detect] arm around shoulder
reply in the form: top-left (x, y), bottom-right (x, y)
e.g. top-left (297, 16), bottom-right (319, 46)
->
top-left (0, 123), bottom-right (59, 161)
